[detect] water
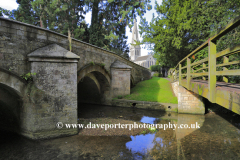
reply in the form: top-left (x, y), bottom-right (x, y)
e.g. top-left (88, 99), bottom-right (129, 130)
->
top-left (0, 104), bottom-right (240, 160)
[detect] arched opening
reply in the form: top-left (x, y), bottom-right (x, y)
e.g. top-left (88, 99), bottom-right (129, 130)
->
top-left (0, 83), bottom-right (22, 133)
top-left (77, 65), bottom-right (111, 105)
top-left (0, 69), bottom-right (26, 138)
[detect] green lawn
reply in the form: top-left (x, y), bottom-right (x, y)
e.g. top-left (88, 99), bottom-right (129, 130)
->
top-left (124, 77), bottom-right (178, 104)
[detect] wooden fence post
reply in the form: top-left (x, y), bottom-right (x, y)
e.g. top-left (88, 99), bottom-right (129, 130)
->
top-left (202, 63), bottom-right (206, 80)
top-left (208, 39), bottom-right (216, 103)
top-left (187, 58), bottom-right (191, 89)
top-left (179, 63), bottom-right (182, 85)
top-left (223, 56), bottom-right (229, 83)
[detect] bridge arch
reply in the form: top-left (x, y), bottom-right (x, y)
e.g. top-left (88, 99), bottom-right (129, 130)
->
top-left (0, 68), bottom-right (27, 96)
top-left (77, 64), bottom-right (111, 104)
top-left (0, 68), bottom-right (27, 132)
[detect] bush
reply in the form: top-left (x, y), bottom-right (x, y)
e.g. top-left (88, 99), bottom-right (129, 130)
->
top-left (153, 72), bottom-right (162, 77)
top-left (117, 95), bottom-right (123, 99)
top-left (150, 65), bottom-right (161, 72)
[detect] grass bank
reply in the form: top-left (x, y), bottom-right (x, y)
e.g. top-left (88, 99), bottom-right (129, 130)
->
top-left (124, 77), bottom-right (178, 104)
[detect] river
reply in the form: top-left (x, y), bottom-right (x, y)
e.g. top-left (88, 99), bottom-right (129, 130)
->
top-left (0, 103), bottom-right (240, 160)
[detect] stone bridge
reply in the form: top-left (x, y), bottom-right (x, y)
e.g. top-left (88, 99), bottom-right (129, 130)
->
top-left (0, 17), bottom-right (151, 139)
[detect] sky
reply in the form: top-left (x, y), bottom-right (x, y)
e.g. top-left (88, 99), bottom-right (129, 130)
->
top-left (0, 0), bottom-right (162, 56)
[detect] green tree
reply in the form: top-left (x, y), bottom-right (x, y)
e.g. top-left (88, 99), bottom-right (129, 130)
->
top-left (139, 0), bottom-right (240, 67)
top-left (86, 0), bottom-right (152, 58)
top-left (31, 0), bottom-right (86, 39)
top-left (0, 7), bottom-right (16, 19)
top-left (14, 0), bottom-right (40, 26)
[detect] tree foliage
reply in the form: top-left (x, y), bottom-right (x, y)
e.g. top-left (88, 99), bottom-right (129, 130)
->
top-left (86, 0), bottom-right (152, 57)
top-left (14, 0), bottom-right (40, 25)
top-left (150, 65), bottom-right (161, 72)
top-left (0, 7), bottom-right (15, 19)
top-left (31, 0), bottom-right (86, 39)
top-left (139, 0), bottom-right (240, 67)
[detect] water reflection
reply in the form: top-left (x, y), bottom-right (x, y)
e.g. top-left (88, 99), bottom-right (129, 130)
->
top-left (126, 133), bottom-right (156, 154)
top-left (0, 104), bottom-right (240, 160)
top-left (140, 116), bottom-right (160, 124)
top-left (126, 113), bottom-right (205, 159)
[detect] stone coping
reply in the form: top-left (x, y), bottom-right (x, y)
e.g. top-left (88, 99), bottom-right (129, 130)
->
top-left (112, 99), bottom-right (178, 112)
top-left (111, 60), bottom-right (132, 69)
top-left (28, 44), bottom-right (80, 59)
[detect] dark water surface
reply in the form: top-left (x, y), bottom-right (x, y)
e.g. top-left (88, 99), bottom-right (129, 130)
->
top-left (0, 104), bottom-right (240, 160)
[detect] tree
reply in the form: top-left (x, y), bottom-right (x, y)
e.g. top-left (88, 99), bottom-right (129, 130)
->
top-left (85, 0), bottom-right (152, 58)
top-left (139, 0), bottom-right (240, 67)
top-left (14, 0), bottom-right (40, 26)
top-left (31, 0), bottom-right (86, 39)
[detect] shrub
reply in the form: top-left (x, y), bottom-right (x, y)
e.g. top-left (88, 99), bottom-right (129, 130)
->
top-left (150, 65), bottom-right (161, 72)
top-left (153, 72), bottom-right (162, 77)
top-left (153, 73), bottom-right (159, 77)
top-left (20, 72), bottom-right (36, 82)
top-left (117, 95), bottom-right (123, 99)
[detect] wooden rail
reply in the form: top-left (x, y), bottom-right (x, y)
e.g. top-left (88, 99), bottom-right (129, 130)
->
top-left (170, 16), bottom-right (240, 103)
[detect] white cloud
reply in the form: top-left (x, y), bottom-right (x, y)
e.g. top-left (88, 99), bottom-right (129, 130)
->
top-left (0, 0), bottom-right (19, 10)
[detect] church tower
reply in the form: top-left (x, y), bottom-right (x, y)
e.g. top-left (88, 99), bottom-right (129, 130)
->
top-left (130, 19), bottom-right (141, 61)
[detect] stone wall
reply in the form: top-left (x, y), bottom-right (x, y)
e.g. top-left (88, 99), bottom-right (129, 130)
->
top-left (171, 81), bottom-right (179, 98)
top-left (171, 81), bottom-right (205, 114)
top-left (112, 99), bottom-right (178, 112)
top-left (178, 86), bottom-right (205, 114)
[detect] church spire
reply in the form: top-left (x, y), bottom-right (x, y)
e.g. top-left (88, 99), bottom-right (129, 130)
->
top-left (130, 18), bottom-right (141, 61)
top-left (132, 19), bottom-right (139, 44)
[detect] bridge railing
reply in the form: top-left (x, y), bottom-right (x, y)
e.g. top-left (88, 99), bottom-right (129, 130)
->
top-left (170, 16), bottom-right (240, 103)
